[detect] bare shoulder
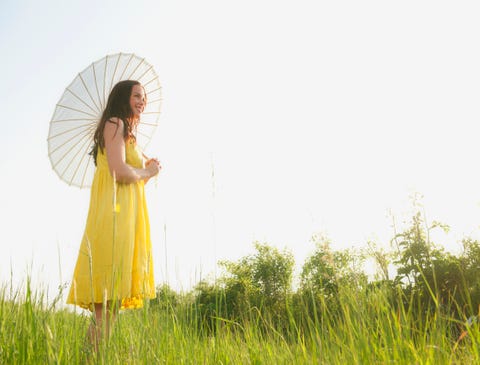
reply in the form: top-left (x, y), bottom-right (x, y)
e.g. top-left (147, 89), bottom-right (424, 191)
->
top-left (106, 117), bottom-right (124, 127)
top-left (104, 117), bottom-right (125, 140)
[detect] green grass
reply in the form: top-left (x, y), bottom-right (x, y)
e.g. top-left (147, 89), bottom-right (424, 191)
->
top-left (1, 281), bottom-right (479, 364)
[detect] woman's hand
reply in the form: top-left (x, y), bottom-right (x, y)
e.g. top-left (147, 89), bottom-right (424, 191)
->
top-left (145, 158), bottom-right (161, 178)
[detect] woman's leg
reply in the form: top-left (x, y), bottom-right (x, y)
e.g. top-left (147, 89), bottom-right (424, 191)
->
top-left (87, 301), bottom-right (118, 351)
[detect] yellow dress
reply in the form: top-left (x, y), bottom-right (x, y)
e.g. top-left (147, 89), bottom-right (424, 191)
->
top-left (67, 139), bottom-right (155, 310)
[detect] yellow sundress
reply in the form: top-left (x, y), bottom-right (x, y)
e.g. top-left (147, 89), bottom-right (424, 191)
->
top-left (67, 139), bottom-right (155, 310)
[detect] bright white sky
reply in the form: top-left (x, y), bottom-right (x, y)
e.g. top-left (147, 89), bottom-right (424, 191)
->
top-left (1, 0), bottom-right (480, 299)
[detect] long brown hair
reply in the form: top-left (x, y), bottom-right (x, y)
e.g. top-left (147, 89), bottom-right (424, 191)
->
top-left (90, 80), bottom-right (143, 165)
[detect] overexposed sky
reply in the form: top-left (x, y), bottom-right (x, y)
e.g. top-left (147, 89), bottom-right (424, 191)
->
top-left (1, 0), bottom-right (480, 297)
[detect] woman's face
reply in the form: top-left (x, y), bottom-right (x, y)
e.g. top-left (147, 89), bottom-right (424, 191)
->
top-left (129, 84), bottom-right (146, 119)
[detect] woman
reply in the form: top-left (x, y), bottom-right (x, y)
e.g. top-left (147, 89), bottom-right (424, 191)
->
top-left (67, 80), bottom-right (161, 348)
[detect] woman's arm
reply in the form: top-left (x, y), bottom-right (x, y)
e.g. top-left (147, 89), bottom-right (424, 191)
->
top-left (104, 118), bottom-right (159, 183)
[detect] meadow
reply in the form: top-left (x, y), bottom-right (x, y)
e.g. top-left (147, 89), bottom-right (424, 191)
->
top-left (1, 278), bottom-right (479, 364)
top-left (2, 205), bottom-right (480, 364)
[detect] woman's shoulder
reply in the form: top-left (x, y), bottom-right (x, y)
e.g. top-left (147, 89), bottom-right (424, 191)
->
top-left (103, 117), bottom-right (126, 140)
top-left (104, 117), bottom-right (125, 130)
top-left (106, 117), bottom-right (124, 126)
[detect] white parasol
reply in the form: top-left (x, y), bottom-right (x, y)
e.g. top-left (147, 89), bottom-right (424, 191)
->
top-left (47, 53), bottom-right (162, 188)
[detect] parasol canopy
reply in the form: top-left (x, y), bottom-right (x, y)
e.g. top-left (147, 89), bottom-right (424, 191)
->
top-left (47, 53), bottom-right (162, 188)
